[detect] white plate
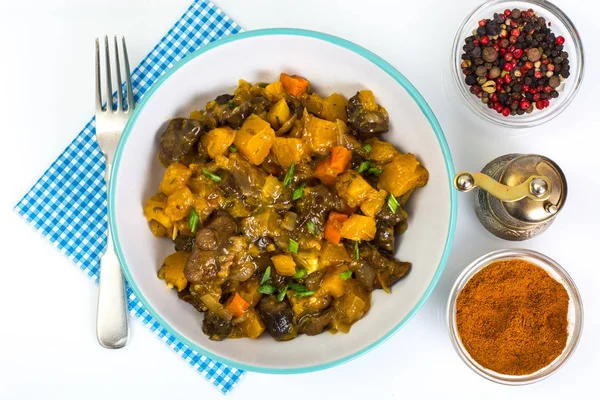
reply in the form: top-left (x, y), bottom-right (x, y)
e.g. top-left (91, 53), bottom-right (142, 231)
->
top-left (110, 28), bottom-right (457, 373)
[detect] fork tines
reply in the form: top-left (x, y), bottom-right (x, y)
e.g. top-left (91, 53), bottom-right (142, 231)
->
top-left (95, 35), bottom-right (134, 113)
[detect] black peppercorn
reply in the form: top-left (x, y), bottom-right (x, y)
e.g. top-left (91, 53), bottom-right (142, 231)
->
top-left (465, 75), bottom-right (477, 85)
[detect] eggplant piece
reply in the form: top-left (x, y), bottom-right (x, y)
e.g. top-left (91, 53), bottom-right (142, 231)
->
top-left (184, 212), bottom-right (239, 283)
top-left (295, 185), bottom-right (341, 235)
top-left (257, 296), bottom-right (297, 341)
top-left (286, 97), bottom-right (304, 119)
top-left (177, 286), bottom-right (205, 312)
top-left (202, 310), bottom-right (233, 341)
top-left (346, 92), bottom-right (389, 138)
top-left (174, 235), bottom-right (195, 252)
top-left (347, 243), bottom-right (411, 290)
top-left (218, 169), bottom-right (243, 199)
top-left (298, 311), bottom-right (333, 336)
top-left (369, 248), bottom-right (411, 289)
top-left (353, 260), bottom-right (378, 292)
top-left (214, 94), bottom-right (234, 105)
top-left (304, 270), bottom-right (325, 291)
top-left (376, 202), bottom-right (408, 226)
top-left (373, 221), bottom-right (395, 253)
top-left (158, 118), bottom-right (204, 165)
top-left (218, 97), bottom-right (273, 129)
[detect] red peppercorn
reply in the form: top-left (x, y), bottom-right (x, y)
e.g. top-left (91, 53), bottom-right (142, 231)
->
top-left (491, 94), bottom-right (498, 102)
top-left (504, 53), bottom-right (513, 62)
top-left (543, 86), bottom-right (553, 93)
top-left (500, 48), bottom-right (507, 55)
top-left (509, 35), bottom-right (518, 44)
top-left (543, 99), bottom-right (550, 108)
top-left (502, 107), bottom-right (511, 117)
top-left (495, 77), bottom-right (504, 85)
top-left (510, 20), bottom-right (518, 28)
top-left (530, 87), bottom-right (538, 94)
top-left (504, 74), bottom-right (512, 84)
top-left (522, 84), bottom-right (530, 92)
top-left (480, 36), bottom-right (490, 45)
top-left (495, 104), bottom-right (504, 113)
top-left (478, 19), bottom-right (487, 27)
top-left (493, 43), bottom-right (501, 51)
top-left (525, 61), bottom-right (533, 69)
top-left (511, 28), bottom-right (520, 37)
top-left (556, 36), bottom-right (565, 45)
top-left (536, 100), bottom-right (544, 109)
top-left (513, 48), bottom-right (523, 58)
top-left (508, 45), bottom-right (516, 53)
top-left (500, 14), bottom-right (507, 20)
top-left (533, 93), bottom-right (541, 101)
top-left (511, 58), bottom-right (517, 66)
top-left (504, 9), bottom-right (512, 16)
top-left (503, 62), bottom-right (514, 72)
top-left (520, 100), bottom-right (530, 110)
top-left (473, 39), bottom-right (479, 46)
top-left (534, 70), bottom-right (543, 79)
top-left (542, 58), bottom-right (549, 65)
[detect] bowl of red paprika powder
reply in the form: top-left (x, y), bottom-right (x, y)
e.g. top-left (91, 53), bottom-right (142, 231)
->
top-left (451, 0), bottom-right (584, 128)
top-left (447, 249), bottom-right (583, 385)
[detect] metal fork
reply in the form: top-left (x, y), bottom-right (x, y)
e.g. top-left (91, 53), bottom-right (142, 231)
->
top-left (95, 35), bottom-right (134, 349)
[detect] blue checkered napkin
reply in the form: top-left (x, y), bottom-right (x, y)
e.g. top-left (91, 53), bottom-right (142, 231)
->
top-left (14, 0), bottom-right (244, 394)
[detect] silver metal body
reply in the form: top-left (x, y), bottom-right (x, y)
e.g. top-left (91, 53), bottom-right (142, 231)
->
top-left (94, 36), bottom-right (134, 349)
top-left (473, 154), bottom-right (566, 241)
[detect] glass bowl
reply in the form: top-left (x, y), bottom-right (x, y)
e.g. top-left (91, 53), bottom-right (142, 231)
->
top-left (451, 0), bottom-right (584, 128)
top-left (447, 249), bottom-right (583, 385)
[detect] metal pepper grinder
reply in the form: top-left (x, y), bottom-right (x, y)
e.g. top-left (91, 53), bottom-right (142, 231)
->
top-left (454, 154), bottom-right (567, 241)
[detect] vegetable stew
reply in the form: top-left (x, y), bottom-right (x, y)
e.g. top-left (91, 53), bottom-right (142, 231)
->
top-left (144, 73), bottom-right (429, 341)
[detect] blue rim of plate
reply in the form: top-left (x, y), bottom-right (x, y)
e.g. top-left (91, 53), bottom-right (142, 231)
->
top-left (109, 28), bottom-right (457, 374)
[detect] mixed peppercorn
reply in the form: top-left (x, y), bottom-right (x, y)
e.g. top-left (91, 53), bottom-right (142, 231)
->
top-left (460, 8), bottom-right (571, 117)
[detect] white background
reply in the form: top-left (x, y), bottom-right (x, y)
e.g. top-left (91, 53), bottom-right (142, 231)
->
top-left (0, 0), bottom-right (598, 399)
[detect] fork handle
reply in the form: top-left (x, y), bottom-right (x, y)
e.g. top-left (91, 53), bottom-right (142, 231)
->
top-left (96, 163), bottom-right (129, 349)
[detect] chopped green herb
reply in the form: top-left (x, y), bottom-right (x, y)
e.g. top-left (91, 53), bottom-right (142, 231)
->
top-left (368, 167), bottom-right (382, 176)
top-left (339, 270), bottom-right (353, 280)
top-left (257, 82), bottom-right (268, 88)
top-left (358, 160), bottom-right (371, 173)
top-left (227, 101), bottom-right (236, 109)
top-left (292, 183), bottom-right (306, 201)
top-left (277, 284), bottom-right (289, 302)
top-left (288, 239), bottom-right (299, 254)
top-left (387, 194), bottom-right (400, 213)
top-left (306, 220), bottom-right (318, 237)
top-left (294, 290), bottom-right (315, 298)
top-left (289, 283), bottom-right (310, 293)
top-left (258, 283), bottom-right (276, 295)
top-left (228, 144), bottom-right (238, 153)
top-left (293, 268), bottom-right (307, 279)
top-left (202, 168), bottom-right (222, 183)
top-left (260, 266), bottom-right (271, 285)
top-left (354, 241), bottom-right (360, 260)
top-left (188, 207), bottom-right (199, 234)
top-left (363, 144), bottom-right (372, 153)
top-left (283, 162), bottom-right (295, 188)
